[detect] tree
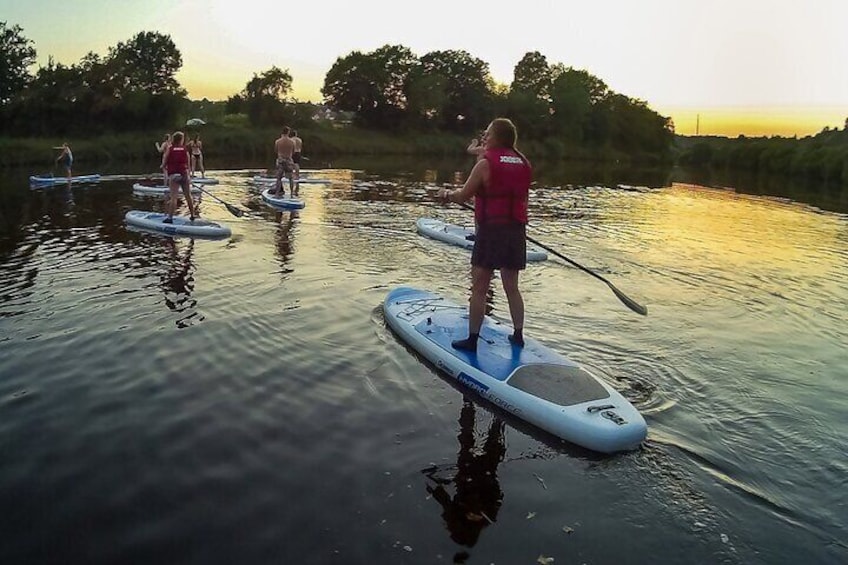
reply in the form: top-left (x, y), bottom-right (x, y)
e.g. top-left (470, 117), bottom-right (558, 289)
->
top-left (237, 66), bottom-right (294, 125)
top-left (322, 45), bottom-right (417, 129)
top-left (243, 66), bottom-right (292, 100)
top-left (0, 21), bottom-right (36, 105)
top-left (415, 49), bottom-right (494, 133)
top-left (106, 31), bottom-right (185, 97)
top-left (511, 51), bottom-right (552, 102)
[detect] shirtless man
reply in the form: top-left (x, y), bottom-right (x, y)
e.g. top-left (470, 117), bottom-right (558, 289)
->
top-left (274, 126), bottom-right (296, 196)
top-left (290, 129), bottom-right (303, 181)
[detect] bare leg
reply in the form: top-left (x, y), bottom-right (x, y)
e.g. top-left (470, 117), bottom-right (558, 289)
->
top-left (181, 179), bottom-right (198, 220)
top-left (500, 269), bottom-right (525, 345)
top-left (166, 178), bottom-right (179, 220)
top-left (452, 266), bottom-right (494, 352)
top-left (274, 163), bottom-right (284, 194)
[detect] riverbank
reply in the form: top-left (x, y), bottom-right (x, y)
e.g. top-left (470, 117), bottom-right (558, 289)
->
top-left (0, 124), bottom-right (667, 169)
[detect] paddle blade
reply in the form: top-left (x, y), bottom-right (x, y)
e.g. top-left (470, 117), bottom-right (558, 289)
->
top-left (608, 282), bottom-right (648, 316)
top-left (225, 203), bottom-right (244, 217)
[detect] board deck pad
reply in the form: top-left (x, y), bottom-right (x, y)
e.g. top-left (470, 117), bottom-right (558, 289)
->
top-left (508, 364), bottom-right (610, 405)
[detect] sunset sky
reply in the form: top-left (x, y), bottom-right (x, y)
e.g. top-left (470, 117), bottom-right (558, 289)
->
top-left (4, 0), bottom-right (847, 137)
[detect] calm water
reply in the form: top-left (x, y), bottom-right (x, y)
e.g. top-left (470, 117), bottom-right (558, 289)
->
top-left (1, 160), bottom-right (846, 564)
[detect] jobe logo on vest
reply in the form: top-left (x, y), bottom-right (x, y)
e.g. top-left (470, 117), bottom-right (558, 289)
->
top-left (499, 155), bottom-right (523, 164)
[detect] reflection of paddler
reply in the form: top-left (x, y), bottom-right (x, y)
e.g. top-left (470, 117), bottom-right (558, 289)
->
top-left (160, 238), bottom-right (200, 327)
top-left (424, 399), bottom-right (506, 548)
top-left (274, 210), bottom-right (298, 267)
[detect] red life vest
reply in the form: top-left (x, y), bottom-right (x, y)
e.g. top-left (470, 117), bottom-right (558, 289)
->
top-left (165, 145), bottom-right (189, 174)
top-left (474, 147), bottom-right (531, 225)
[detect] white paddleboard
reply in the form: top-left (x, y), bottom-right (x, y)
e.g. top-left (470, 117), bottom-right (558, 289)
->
top-left (124, 210), bottom-right (231, 238)
top-left (30, 174), bottom-right (101, 186)
top-left (190, 177), bottom-right (219, 185)
top-left (383, 286), bottom-right (647, 453)
top-left (132, 183), bottom-right (201, 196)
top-left (416, 218), bottom-right (547, 262)
top-left (251, 175), bottom-right (330, 185)
top-left (260, 188), bottom-right (305, 210)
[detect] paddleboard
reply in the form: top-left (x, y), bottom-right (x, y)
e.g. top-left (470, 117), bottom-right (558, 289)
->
top-left (191, 177), bottom-right (219, 185)
top-left (124, 210), bottom-right (231, 238)
top-left (383, 286), bottom-right (647, 453)
top-left (132, 183), bottom-right (201, 196)
top-left (260, 188), bottom-right (305, 210)
top-left (29, 174), bottom-right (101, 186)
top-left (252, 175), bottom-right (330, 185)
top-left (416, 218), bottom-right (547, 262)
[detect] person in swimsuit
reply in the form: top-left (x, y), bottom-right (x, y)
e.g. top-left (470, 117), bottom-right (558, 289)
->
top-left (189, 134), bottom-right (204, 178)
top-left (290, 129), bottom-right (303, 181)
top-left (274, 127), bottom-right (296, 196)
top-left (155, 133), bottom-right (171, 154)
top-left (438, 118), bottom-right (531, 352)
top-left (160, 131), bottom-right (199, 223)
top-left (55, 142), bottom-right (73, 179)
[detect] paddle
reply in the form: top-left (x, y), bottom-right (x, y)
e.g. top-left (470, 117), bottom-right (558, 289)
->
top-left (191, 183), bottom-right (245, 217)
top-left (456, 201), bottom-right (647, 316)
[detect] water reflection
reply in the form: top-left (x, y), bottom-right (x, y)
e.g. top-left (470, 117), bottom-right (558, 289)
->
top-left (422, 399), bottom-right (506, 555)
top-left (272, 210), bottom-right (298, 274)
top-left (158, 237), bottom-right (203, 328)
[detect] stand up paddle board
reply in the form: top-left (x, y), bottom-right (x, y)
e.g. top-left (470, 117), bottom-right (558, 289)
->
top-left (132, 183), bottom-right (201, 196)
top-left (261, 188), bottom-right (305, 210)
top-left (190, 177), bottom-right (219, 185)
top-left (416, 218), bottom-right (547, 262)
top-left (30, 174), bottom-right (101, 186)
top-left (124, 210), bottom-right (231, 238)
top-left (383, 286), bottom-right (647, 453)
top-left (252, 175), bottom-right (330, 185)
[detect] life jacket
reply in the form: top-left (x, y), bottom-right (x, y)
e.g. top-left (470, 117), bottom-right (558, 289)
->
top-left (165, 145), bottom-right (189, 174)
top-left (474, 147), bottom-right (531, 225)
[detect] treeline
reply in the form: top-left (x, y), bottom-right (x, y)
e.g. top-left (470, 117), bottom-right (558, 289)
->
top-left (678, 125), bottom-right (848, 184)
top-left (319, 46), bottom-right (674, 163)
top-left (1, 22), bottom-right (674, 164)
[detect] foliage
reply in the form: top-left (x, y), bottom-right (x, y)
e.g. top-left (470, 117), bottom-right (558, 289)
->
top-left (1, 30), bottom-right (186, 136)
top-left (228, 66), bottom-right (294, 126)
top-left (0, 21), bottom-right (36, 105)
top-left (676, 127), bottom-right (848, 184)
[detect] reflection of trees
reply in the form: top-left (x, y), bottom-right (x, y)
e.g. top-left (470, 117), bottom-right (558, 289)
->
top-left (159, 237), bottom-right (202, 328)
top-left (423, 399), bottom-right (506, 550)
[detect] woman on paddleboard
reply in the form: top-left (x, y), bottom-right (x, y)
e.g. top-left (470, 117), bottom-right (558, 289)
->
top-left (160, 131), bottom-right (199, 223)
top-left (155, 133), bottom-right (171, 154)
top-left (188, 134), bottom-right (204, 178)
top-left (438, 118), bottom-right (531, 352)
top-left (54, 142), bottom-right (73, 179)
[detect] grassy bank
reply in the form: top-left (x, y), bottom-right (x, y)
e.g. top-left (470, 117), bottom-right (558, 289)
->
top-left (0, 123), bottom-right (667, 169)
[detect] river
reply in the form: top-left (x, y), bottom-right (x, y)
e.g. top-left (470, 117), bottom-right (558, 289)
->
top-left (0, 158), bottom-right (845, 564)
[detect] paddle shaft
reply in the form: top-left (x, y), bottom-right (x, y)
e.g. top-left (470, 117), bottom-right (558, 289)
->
top-left (192, 183), bottom-right (244, 217)
top-left (457, 201), bottom-right (647, 316)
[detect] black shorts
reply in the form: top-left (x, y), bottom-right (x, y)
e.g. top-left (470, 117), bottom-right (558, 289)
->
top-left (471, 223), bottom-right (527, 270)
top-left (292, 152), bottom-right (301, 165)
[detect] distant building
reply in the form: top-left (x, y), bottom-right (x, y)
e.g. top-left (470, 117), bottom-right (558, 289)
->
top-left (312, 106), bottom-right (354, 126)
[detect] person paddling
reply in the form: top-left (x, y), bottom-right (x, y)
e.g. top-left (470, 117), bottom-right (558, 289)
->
top-left (189, 134), bottom-right (205, 178)
top-left (291, 129), bottom-right (303, 181)
top-left (155, 134), bottom-right (171, 186)
top-left (438, 118), bottom-right (531, 351)
top-left (273, 127), bottom-right (296, 197)
top-left (54, 142), bottom-right (73, 179)
top-left (160, 131), bottom-right (198, 223)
